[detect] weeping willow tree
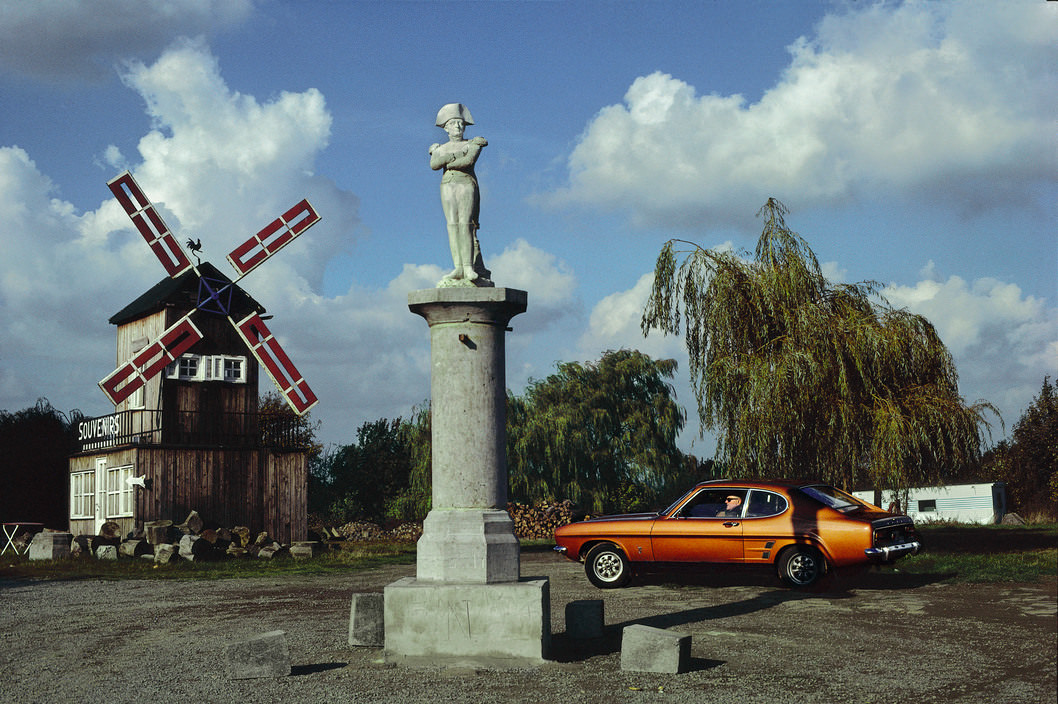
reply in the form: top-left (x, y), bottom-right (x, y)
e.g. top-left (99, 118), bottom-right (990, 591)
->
top-left (641, 199), bottom-right (996, 491)
top-left (506, 349), bottom-right (687, 513)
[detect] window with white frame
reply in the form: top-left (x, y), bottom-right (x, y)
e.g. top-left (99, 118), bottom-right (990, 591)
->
top-left (167, 354), bottom-right (246, 383)
top-left (106, 465), bottom-right (134, 518)
top-left (213, 355), bottom-right (247, 383)
top-left (70, 470), bottom-right (95, 519)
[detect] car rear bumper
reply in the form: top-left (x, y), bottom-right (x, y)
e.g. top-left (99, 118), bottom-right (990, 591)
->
top-left (865, 541), bottom-right (921, 561)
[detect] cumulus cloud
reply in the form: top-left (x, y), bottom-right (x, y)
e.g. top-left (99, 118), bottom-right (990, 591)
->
top-left (0, 0), bottom-right (253, 81)
top-left (546, 0), bottom-right (1057, 226)
top-left (885, 272), bottom-right (1058, 434)
top-left (0, 39), bottom-right (580, 447)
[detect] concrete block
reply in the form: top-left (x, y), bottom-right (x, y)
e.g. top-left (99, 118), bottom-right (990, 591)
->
top-left (349, 593), bottom-right (384, 647)
top-left (226, 630), bottom-right (290, 679)
top-left (28, 532), bottom-right (72, 561)
top-left (620, 624), bottom-right (691, 674)
top-left (384, 576), bottom-right (550, 667)
top-left (565, 599), bottom-right (605, 639)
top-left (290, 541), bottom-right (322, 560)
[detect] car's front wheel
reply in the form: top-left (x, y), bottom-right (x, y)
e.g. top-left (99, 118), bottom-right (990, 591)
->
top-left (777, 546), bottom-right (825, 587)
top-left (584, 543), bottom-right (631, 589)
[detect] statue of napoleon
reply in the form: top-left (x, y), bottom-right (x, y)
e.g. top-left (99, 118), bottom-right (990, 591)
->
top-left (430, 103), bottom-right (493, 287)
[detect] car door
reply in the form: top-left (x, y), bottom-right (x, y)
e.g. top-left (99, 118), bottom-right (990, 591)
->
top-left (650, 487), bottom-right (745, 563)
top-left (740, 489), bottom-right (793, 564)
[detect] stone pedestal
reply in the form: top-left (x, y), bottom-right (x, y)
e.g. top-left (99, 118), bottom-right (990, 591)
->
top-left (382, 287), bottom-right (549, 666)
top-left (385, 577), bottom-right (550, 667)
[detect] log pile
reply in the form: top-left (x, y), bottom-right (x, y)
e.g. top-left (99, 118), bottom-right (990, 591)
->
top-left (70, 510), bottom-right (306, 563)
top-left (309, 501), bottom-right (582, 544)
top-left (506, 500), bottom-right (579, 540)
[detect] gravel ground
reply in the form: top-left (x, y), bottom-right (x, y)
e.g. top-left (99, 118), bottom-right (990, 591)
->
top-left (1, 551), bottom-right (1055, 704)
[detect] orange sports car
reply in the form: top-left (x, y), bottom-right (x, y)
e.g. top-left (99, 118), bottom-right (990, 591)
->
top-left (553, 479), bottom-right (921, 588)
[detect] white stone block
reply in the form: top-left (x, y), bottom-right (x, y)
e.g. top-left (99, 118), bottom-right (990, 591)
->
top-left (28, 532), bottom-right (71, 561)
top-left (620, 624), bottom-right (691, 674)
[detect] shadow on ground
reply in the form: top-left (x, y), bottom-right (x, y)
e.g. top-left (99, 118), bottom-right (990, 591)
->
top-left (628, 564), bottom-right (954, 592)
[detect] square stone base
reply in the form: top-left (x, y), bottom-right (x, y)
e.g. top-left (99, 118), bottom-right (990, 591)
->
top-left (384, 577), bottom-right (550, 667)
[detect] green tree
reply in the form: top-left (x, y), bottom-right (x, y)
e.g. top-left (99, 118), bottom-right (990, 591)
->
top-left (641, 199), bottom-right (995, 492)
top-left (383, 405), bottom-right (432, 521)
top-left (0, 398), bottom-right (84, 528)
top-left (310, 416), bottom-right (425, 523)
top-left (985, 377), bottom-right (1058, 517)
top-left (258, 390), bottom-right (322, 457)
top-left (506, 349), bottom-right (687, 513)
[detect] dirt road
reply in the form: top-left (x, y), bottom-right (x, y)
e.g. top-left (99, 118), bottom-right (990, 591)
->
top-left (1, 551), bottom-right (1054, 703)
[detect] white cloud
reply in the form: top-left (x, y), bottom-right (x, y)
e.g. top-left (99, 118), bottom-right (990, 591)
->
top-left (0, 0), bottom-right (253, 80)
top-left (0, 40), bottom-right (582, 449)
top-left (885, 273), bottom-right (1058, 436)
top-left (547, 0), bottom-right (1057, 226)
top-left (577, 272), bottom-right (707, 453)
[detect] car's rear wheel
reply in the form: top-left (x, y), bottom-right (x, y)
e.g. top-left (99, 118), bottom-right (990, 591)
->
top-left (584, 543), bottom-right (631, 588)
top-left (777, 546), bottom-right (825, 587)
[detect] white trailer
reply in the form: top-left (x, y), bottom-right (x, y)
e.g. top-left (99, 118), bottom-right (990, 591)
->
top-left (853, 482), bottom-right (1006, 525)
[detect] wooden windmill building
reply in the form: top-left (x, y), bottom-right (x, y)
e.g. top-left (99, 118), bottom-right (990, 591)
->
top-left (68, 172), bottom-right (321, 544)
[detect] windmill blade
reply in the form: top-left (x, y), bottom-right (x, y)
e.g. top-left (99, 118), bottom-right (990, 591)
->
top-left (108, 171), bottom-right (194, 278)
top-left (232, 312), bottom-right (318, 415)
top-left (99, 315), bottom-right (204, 405)
top-left (227, 199), bottom-right (321, 277)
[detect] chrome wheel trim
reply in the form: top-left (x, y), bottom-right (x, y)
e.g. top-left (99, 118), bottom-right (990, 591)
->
top-left (787, 551), bottom-right (819, 584)
top-left (592, 551), bottom-right (624, 582)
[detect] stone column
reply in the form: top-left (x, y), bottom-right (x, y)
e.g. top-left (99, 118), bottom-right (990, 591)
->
top-left (407, 287), bottom-right (526, 584)
top-left (383, 286), bottom-right (549, 667)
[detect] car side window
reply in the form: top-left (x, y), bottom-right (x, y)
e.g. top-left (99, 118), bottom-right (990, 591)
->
top-left (744, 490), bottom-right (789, 518)
top-left (679, 489), bottom-right (748, 518)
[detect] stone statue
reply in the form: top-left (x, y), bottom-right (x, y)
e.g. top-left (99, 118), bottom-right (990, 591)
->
top-left (430, 103), bottom-right (493, 287)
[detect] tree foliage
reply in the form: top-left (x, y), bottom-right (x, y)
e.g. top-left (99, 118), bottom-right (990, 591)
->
top-left (506, 349), bottom-right (687, 513)
top-left (641, 198), bottom-right (996, 491)
top-left (310, 417), bottom-right (416, 523)
top-left (258, 390), bottom-right (323, 458)
top-left (984, 377), bottom-right (1058, 516)
top-left (0, 399), bottom-right (84, 528)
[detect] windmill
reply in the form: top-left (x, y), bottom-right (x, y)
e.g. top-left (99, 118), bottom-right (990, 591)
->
top-left (98, 171), bottom-right (321, 415)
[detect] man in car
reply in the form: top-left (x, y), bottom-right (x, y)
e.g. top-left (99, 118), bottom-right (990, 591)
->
top-left (716, 495), bottom-right (743, 517)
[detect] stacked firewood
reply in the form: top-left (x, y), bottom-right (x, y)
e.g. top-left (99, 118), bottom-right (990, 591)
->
top-left (332, 521), bottom-right (422, 543)
top-left (69, 511), bottom-right (311, 563)
top-left (506, 500), bottom-right (579, 540)
top-left (309, 502), bottom-right (581, 544)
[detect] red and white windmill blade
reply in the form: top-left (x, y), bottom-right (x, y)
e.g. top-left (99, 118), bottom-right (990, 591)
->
top-left (99, 171), bottom-right (321, 415)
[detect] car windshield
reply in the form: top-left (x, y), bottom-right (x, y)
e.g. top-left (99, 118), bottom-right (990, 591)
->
top-left (661, 487), bottom-right (698, 516)
top-left (799, 485), bottom-right (866, 513)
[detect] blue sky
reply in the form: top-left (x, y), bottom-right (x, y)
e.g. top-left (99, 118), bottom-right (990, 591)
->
top-left (1, 0), bottom-right (1054, 456)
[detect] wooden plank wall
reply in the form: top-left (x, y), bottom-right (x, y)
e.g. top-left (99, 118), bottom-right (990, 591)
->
top-left (134, 447), bottom-right (307, 543)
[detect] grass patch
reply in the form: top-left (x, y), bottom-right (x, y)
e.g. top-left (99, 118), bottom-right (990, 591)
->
top-left (895, 523), bottom-right (1058, 583)
top-left (0, 541), bottom-right (416, 582)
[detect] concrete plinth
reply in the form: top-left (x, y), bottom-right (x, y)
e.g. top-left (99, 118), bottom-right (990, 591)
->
top-left (384, 577), bottom-right (549, 667)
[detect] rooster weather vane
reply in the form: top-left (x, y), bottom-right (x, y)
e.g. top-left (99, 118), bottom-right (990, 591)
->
top-left (98, 172), bottom-right (321, 415)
